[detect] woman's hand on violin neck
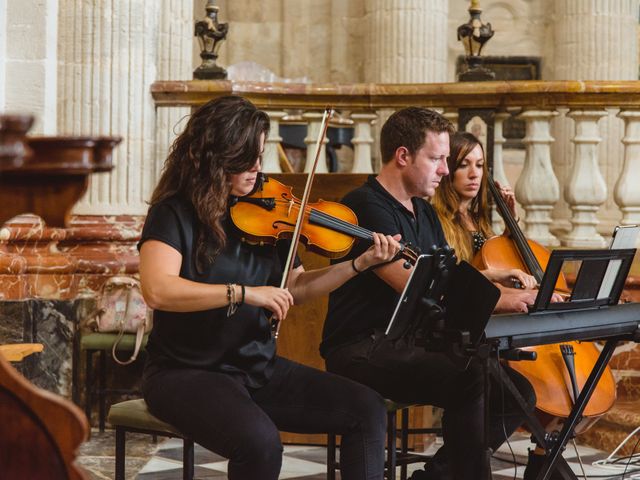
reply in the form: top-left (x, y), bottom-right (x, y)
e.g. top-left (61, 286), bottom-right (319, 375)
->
top-left (245, 286), bottom-right (294, 321)
top-left (357, 233), bottom-right (402, 270)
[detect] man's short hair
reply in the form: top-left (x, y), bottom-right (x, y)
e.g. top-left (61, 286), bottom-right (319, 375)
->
top-left (380, 107), bottom-right (455, 164)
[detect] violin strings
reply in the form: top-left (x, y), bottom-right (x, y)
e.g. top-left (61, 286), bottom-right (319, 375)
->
top-left (271, 199), bottom-right (373, 240)
top-left (269, 199), bottom-right (414, 260)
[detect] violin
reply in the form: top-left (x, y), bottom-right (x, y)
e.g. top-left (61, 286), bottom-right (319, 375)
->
top-left (473, 176), bottom-right (616, 434)
top-left (230, 173), bottom-right (420, 266)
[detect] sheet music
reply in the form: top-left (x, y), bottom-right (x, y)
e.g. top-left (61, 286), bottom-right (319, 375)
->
top-left (598, 225), bottom-right (639, 299)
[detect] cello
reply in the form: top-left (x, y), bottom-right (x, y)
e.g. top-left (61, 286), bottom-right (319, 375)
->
top-left (472, 176), bottom-right (616, 434)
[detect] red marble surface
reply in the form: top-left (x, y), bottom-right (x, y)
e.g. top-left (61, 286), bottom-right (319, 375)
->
top-left (0, 214), bottom-right (143, 300)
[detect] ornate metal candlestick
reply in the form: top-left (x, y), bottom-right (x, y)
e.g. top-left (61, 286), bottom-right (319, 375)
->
top-left (193, 0), bottom-right (229, 80)
top-left (457, 0), bottom-right (495, 81)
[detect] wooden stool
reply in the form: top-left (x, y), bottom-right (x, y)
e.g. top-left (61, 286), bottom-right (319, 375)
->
top-left (81, 332), bottom-right (148, 431)
top-left (108, 398), bottom-right (194, 480)
top-left (327, 400), bottom-right (440, 480)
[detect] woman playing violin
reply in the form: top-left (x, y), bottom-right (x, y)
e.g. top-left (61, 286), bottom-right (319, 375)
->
top-left (138, 95), bottom-right (400, 480)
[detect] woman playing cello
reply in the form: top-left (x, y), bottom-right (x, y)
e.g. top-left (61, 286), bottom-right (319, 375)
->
top-left (432, 131), bottom-right (540, 311)
top-left (138, 95), bottom-right (401, 480)
top-left (431, 131), bottom-right (611, 480)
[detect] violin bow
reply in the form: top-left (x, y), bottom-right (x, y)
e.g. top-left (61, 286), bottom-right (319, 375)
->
top-left (271, 107), bottom-right (334, 339)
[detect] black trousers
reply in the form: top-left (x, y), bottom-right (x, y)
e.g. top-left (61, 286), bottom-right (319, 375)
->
top-left (143, 355), bottom-right (387, 480)
top-left (325, 333), bottom-right (536, 480)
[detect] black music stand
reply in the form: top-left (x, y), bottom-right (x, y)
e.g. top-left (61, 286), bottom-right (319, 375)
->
top-left (385, 254), bottom-right (500, 347)
top-left (494, 248), bottom-right (637, 480)
top-left (385, 255), bottom-right (501, 477)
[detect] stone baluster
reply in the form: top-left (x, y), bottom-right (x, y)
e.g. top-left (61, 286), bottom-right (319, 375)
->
top-left (262, 111), bottom-right (285, 173)
top-left (514, 110), bottom-right (560, 246)
top-left (350, 112), bottom-right (376, 174)
top-left (615, 110), bottom-right (640, 230)
top-left (550, 0), bottom-right (638, 235)
top-left (562, 110), bottom-right (608, 247)
top-left (491, 112), bottom-right (511, 233)
top-left (303, 112), bottom-right (328, 173)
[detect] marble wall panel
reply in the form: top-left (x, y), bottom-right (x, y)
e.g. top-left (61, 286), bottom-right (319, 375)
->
top-left (0, 298), bottom-right (93, 397)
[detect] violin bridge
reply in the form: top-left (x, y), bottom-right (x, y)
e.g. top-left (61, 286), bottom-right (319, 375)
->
top-left (287, 199), bottom-right (294, 218)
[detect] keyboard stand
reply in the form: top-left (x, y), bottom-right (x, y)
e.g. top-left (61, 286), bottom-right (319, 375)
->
top-left (486, 336), bottom-right (627, 480)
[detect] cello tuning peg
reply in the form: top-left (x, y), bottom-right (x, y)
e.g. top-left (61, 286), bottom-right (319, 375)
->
top-left (403, 260), bottom-right (411, 270)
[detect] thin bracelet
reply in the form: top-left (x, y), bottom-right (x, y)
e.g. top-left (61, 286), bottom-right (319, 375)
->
top-left (239, 284), bottom-right (245, 306)
top-left (351, 257), bottom-right (363, 274)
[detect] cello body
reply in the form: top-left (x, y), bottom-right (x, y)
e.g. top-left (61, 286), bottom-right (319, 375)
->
top-left (475, 176), bottom-right (616, 435)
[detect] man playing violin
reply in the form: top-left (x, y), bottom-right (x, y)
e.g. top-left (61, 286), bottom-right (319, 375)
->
top-left (138, 95), bottom-right (403, 480)
top-left (321, 107), bottom-right (539, 480)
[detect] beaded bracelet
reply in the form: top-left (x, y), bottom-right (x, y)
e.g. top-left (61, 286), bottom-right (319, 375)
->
top-left (226, 283), bottom-right (238, 317)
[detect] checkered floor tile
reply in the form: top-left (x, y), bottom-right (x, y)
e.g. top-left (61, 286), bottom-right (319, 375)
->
top-left (135, 433), bottom-right (640, 479)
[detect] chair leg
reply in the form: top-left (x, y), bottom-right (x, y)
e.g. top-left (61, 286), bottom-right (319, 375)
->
top-left (98, 349), bottom-right (107, 432)
top-left (85, 350), bottom-right (94, 427)
top-left (115, 427), bottom-right (126, 480)
top-left (327, 433), bottom-right (337, 480)
top-left (387, 411), bottom-right (397, 480)
top-left (401, 408), bottom-right (409, 480)
top-left (183, 438), bottom-right (195, 480)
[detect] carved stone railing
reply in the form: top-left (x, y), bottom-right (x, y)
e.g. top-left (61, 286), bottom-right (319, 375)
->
top-left (151, 80), bottom-right (640, 248)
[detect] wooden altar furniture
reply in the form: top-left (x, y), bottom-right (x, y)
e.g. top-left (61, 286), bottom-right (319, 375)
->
top-left (0, 113), bottom-right (120, 228)
top-left (0, 353), bottom-right (89, 479)
top-left (0, 113), bottom-right (119, 478)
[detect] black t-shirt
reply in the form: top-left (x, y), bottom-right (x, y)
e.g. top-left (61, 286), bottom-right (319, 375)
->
top-left (139, 195), bottom-right (298, 388)
top-left (320, 175), bottom-right (448, 357)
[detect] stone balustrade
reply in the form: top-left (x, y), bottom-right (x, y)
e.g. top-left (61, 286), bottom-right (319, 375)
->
top-left (151, 79), bottom-right (640, 248)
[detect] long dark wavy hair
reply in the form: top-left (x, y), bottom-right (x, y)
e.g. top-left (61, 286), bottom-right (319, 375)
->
top-left (432, 131), bottom-right (493, 262)
top-left (150, 95), bottom-right (270, 267)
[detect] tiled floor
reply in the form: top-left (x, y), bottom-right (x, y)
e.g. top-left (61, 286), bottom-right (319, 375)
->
top-left (78, 430), bottom-right (640, 479)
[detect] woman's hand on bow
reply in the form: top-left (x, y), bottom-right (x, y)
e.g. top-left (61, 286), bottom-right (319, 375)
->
top-left (244, 286), bottom-right (294, 320)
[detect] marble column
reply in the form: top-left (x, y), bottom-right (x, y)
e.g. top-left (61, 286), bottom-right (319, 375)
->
top-left (563, 110), bottom-right (608, 247)
top-left (364, 0), bottom-right (448, 170)
top-left (0, 0), bottom-right (6, 110)
top-left (550, 0), bottom-right (639, 235)
top-left (514, 110), bottom-right (560, 246)
top-left (364, 0), bottom-right (448, 83)
top-left (615, 110), bottom-right (640, 230)
top-left (154, 1), bottom-right (194, 189)
top-left (58, 0), bottom-right (192, 215)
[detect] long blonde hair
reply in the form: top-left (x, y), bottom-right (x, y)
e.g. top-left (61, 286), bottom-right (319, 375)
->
top-left (432, 131), bottom-right (494, 263)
